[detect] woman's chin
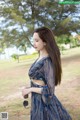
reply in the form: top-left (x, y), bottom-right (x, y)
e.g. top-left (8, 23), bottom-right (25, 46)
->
top-left (35, 48), bottom-right (39, 51)
top-left (36, 49), bottom-right (39, 51)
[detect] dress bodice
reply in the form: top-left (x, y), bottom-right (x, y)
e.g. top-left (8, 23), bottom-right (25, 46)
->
top-left (28, 56), bottom-right (55, 93)
top-left (28, 57), bottom-right (50, 84)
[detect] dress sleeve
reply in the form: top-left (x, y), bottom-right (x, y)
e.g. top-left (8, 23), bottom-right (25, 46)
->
top-left (41, 58), bottom-right (55, 105)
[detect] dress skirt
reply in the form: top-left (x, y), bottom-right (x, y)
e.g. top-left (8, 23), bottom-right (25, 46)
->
top-left (30, 81), bottom-right (72, 120)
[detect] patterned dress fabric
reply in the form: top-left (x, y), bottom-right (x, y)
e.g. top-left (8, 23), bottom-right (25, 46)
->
top-left (28, 56), bottom-right (72, 120)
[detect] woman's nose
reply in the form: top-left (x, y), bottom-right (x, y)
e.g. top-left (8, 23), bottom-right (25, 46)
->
top-left (33, 43), bottom-right (36, 48)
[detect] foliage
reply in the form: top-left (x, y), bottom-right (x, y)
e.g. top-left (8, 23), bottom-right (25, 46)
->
top-left (11, 54), bottom-right (19, 60)
top-left (55, 35), bottom-right (79, 50)
top-left (0, 0), bottom-right (80, 52)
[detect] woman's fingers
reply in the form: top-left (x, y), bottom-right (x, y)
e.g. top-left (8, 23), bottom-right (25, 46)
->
top-left (22, 89), bottom-right (27, 98)
top-left (22, 88), bottom-right (31, 98)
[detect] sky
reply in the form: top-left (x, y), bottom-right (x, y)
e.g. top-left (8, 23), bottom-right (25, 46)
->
top-left (0, 47), bottom-right (36, 60)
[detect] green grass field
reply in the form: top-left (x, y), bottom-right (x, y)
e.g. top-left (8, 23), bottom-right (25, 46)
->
top-left (0, 47), bottom-right (80, 120)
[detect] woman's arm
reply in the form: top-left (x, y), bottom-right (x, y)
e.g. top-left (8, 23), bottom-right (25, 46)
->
top-left (31, 87), bottom-right (42, 94)
top-left (22, 87), bottom-right (42, 98)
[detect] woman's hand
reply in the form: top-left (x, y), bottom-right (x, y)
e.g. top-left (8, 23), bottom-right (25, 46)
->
top-left (22, 87), bottom-right (32, 98)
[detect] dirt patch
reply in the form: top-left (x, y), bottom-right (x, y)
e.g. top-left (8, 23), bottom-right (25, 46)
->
top-left (0, 54), bottom-right (80, 120)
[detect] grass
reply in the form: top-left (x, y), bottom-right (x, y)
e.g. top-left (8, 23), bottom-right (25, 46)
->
top-left (61, 46), bottom-right (80, 57)
top-left (0, 47), bottom-right (80, 120)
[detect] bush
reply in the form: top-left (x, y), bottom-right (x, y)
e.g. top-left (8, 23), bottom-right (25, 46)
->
top-left (11, 54), bottom-right (18, 60)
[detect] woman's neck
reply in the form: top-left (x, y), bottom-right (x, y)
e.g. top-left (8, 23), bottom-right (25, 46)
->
top-left (39, 48), bottom-right (49, 58)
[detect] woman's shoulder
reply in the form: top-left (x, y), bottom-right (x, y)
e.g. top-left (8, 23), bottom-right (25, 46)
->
top-left (43, 56), bottom-right (52, 64)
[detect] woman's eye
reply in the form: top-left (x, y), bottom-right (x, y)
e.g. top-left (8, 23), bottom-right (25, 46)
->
top-left (36, 40), bottom-right (38, 42)
top-left (35, 39), bottom-right (39, 42)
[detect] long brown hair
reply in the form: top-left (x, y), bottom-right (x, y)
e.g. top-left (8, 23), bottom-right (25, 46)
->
top-left (34, 27), bottom-right (62, 86)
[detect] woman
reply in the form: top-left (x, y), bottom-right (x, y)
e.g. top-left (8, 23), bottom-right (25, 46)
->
top-left (22, 27), bottom-right (72, 120)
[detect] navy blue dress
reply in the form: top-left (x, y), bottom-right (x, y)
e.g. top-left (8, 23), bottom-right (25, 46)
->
top-left (28, 56), bottom-right (72, 120)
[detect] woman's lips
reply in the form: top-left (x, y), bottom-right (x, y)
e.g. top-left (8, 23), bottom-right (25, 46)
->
top-left (34, 46), bottom-right (37, 48)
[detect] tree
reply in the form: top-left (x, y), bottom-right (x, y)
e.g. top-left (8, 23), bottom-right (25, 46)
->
top-left (0, 39), bottom-right (5, 59)
top-left (0, 0), bottom-right (80, 51)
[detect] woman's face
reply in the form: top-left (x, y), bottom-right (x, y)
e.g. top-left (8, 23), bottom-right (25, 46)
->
top-left (33, 32), bottom-right (46, 51)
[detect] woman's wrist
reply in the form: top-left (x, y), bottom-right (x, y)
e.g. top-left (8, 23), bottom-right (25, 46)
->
top-left (30, 87), bottom-right (33, 92)
top-left (30, 87), bottom-right (43, 94)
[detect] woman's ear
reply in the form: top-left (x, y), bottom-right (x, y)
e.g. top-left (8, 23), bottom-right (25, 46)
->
top-left (44, 42), bottom-right (46, 46)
